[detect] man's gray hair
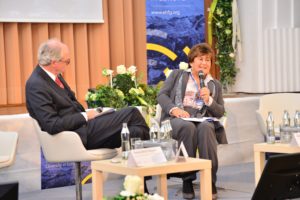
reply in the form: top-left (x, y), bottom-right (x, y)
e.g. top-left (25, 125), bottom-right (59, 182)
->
top-left (37, 39), bottom-right (63, 66)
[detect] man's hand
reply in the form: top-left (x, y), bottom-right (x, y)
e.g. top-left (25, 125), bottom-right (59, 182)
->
top-left (171, 107), bottom-right (190, 118)
top-left (200, 87), bottom-right (210, 104)
top-left (86, 109), bottom-right (99, 120)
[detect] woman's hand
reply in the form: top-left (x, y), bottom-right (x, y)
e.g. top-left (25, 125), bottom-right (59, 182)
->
top-left (200, 87), bottom-right (210, 104)
top-left (171, 107), bottom-right (190, 118)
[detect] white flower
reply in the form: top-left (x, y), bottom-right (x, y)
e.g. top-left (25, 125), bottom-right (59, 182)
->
top-left (102, 69), bottom-right (114, 76)
top-left (115, 89), bottom-right (125, 99)
top-left (148, 193), bottom-right (164, 200)
top-left (120, 190), bottom-right (133, 197)
top-left (123, 175), bottom-right (143, 195)
top-left (117, 65), bottom-right (126, 74)
top-left (179, 62), bottom-right (189, 70)
top-left (229, 52), bottom-right (235, 58)
top-left (127, 65), bottom-right (137, 75)
top-left (85, 91), bottom-right (92, 101)
top-left (90, 93), bottom-right (97, 101)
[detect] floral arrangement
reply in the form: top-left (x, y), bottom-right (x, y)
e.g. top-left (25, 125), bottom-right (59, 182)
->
top-left (103, 175), bottom-right (163, 200)
top-left (85, 65), bottom-right (160, 115)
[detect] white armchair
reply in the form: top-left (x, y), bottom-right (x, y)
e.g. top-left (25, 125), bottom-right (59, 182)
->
top-left (0, 131), bottom-right (18, 168)
top-left (32, 119), bottom-right (118, 200)
top-left (256, 93), bottom-right (300, 136)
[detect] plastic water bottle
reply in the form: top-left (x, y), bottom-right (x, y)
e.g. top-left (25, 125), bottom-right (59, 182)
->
top-left (282, 110), bottom-right (290, 127)
top-left (121, 123), bottom-right (130, 160)
top-left (294, 110), bottom-right (300, 128)
top-left (266, 111), bottom-right (275, 144)
top-left (149, 121), bottom-right (159, 141)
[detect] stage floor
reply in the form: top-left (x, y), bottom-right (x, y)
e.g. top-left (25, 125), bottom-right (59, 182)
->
top-left (20, 162), bottom-right (255, 200)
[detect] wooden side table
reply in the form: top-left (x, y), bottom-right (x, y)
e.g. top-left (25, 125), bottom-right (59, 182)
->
top-left (91, 157), bottom-right (212, 200)
top-left (254, 143), bottom-right (300, 185)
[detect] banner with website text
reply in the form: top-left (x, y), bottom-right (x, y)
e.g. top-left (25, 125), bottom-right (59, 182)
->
top-left (146, 0), bottom-right (205, 85)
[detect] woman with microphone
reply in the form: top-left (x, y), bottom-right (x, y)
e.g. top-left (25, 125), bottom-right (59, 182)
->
top-left (157, 43), bottom-right (227, 199)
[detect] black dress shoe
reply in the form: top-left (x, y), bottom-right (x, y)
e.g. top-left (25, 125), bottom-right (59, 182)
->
top-left (212, 182), bottom-right (217, 199)
top-left (182, 180), bottom-right (195, 199)
top-left (212, 182), bottom-right (217, 194)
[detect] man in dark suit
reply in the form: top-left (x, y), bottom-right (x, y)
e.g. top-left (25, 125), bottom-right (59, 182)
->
top-left (26, 39), bottom-right (149, 150)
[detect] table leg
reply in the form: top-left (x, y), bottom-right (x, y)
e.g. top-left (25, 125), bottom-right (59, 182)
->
top-left (139, 176), bottom-right (144, 194)
top-left (92, 169), bottom-right (104, 200)
top-left (157, 174), bottom-right (168, 200)
top-left (254, 151), bottom-right (265, 185)
top-left (200, 169), bottom-right (212, 200)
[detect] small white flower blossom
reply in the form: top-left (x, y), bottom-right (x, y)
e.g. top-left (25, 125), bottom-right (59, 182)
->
top-left (102, 69), bottom-right (114, 76)
top-left (225, 29), bottom-right (231, 35)
top-left (115, 89), bottom-right (125, 99)
top-left (229, 53), bottom-right (235, 58)
top-left (117, 65), bottom-right (126, 74)
top-left (179, 62), bottom-right (189, 70)
top-left (85, 92), bottom-right (91, 101)
top-left (127, 65), bottom-right (137, 75)
top-left (148, 193), bottom-right (164, 200)
top-left (120, 190), bottom-right (133, 197)
top-left (90, 93), bottom-right (97, 101)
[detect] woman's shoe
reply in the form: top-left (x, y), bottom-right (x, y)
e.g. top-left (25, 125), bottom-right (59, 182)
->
top-left (212, 183), bottom-right (217, 199)
top-left (182, 180), bottom-right (195, 199)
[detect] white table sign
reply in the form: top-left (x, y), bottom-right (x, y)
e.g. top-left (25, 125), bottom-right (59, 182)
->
top-left (175, 142), bottom-right (189, 162)
top-left (127, 147), bottom-right (167, 167)
top-left (290, 132), bottom-right (300, 147)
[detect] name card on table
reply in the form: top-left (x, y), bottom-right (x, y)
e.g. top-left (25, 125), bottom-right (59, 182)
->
top-left (290, 132), bottom-right (300, 147)
top-left (175, 142), bottom-right (189, 162)
top-left (127, 147), bottom-right (167, 167)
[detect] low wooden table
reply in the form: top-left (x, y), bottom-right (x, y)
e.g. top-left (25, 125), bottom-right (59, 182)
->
top-left (91, 157), bottom-right (212, 200)
top-left (254, 143), bottom-right (300, 185)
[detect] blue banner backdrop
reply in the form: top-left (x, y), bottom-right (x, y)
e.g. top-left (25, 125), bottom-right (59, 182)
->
top-left (41, 150), bottom-right (91, 189)
top-left (146, 0), bottom-right (205, 85)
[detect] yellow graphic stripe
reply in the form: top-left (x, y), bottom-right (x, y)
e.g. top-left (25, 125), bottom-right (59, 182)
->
top-left (183, 46), bottom-right (190, 55)
top-left (81, 173), bottom-right (92, 185)
top-left (147, 43), bottom-right (177, 61)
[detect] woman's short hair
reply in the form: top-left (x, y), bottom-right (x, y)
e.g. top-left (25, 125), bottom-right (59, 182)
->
top-left (187, 43), bottom-right (214, 63)
top-left (37, 39), bottom-right (63, 66)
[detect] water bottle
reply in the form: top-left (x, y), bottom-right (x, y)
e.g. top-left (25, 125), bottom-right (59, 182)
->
top-left (160, 120), bottom-right (172, 140)
top-left (121, 123), bottom-right (130, 160)
top-left (149, 121), bottom-right (159, 141)
top-left (294, 110), bottom-right (300, 128)
top-left (282, 110), bottom-right (290, 127)
top-left (266, 111), bottom-right (275, 144)
top-left (281, 110), bottom-right (291, 143)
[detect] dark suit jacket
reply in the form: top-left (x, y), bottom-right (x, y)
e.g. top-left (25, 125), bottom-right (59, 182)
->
top-left (157, 69), bottom-right (228, 144)
top-left (26, 65), bottom-right (89, 146)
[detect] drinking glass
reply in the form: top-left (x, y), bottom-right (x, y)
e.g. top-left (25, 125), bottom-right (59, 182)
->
top-left (130, 137), bottom-right (141, 149)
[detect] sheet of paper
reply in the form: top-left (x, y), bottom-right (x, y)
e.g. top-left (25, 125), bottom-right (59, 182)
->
top-left (127, 147), bottom-right (167, 167)
top-left (181, 117), bottom-right (219, 122)
top-left (95, 108), bottom-right (115, 118)
top-left (290, 132), bottom-right (300, 147)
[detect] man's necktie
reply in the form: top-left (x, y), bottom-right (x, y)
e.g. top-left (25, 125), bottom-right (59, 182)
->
top-left (55, 76), bottom-right (64, 89)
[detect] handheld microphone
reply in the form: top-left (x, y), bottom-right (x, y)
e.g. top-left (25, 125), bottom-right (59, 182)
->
top-left (198, 70), bottom-right (205, 88)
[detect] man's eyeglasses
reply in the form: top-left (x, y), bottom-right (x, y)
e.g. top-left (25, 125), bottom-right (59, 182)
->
top-left (59, 59), bottom-right (71, 65)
